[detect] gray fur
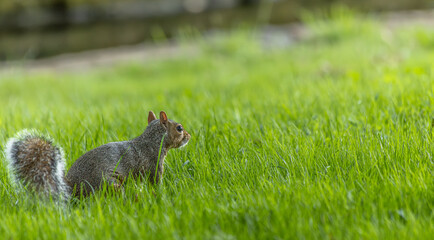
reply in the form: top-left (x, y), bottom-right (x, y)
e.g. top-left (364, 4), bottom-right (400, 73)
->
top-left (66, 119), bottom-right (170, 196)
top-left (3, 111), bottom-right (191, 199)
top-left (4, 129), bottom-right (70, 199)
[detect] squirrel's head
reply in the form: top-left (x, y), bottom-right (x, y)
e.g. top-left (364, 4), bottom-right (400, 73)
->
top-left (148, 111), bottom-right (191, 149)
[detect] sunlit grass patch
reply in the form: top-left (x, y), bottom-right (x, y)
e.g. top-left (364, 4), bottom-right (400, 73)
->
top-left (0, 9), bottom-right (433, 240)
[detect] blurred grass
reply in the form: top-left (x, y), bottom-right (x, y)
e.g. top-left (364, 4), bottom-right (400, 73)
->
top-left (0, 9), bottom-right (433, 239)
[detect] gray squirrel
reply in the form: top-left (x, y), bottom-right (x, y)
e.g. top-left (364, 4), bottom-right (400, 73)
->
top-left (4, 111), bottom-right (190, 199)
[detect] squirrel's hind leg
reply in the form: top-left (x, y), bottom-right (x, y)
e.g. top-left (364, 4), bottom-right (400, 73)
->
top-left (104, 172), bottom-right (126, 194)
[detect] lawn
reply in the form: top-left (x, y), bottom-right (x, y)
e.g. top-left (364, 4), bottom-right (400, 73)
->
top-left (0, 9), bottom-right (433, 239)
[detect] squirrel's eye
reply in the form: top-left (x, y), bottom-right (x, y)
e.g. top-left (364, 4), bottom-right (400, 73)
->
top-left (176, 125), bottom-right (183, 132)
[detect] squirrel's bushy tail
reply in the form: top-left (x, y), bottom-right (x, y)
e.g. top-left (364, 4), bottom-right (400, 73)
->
top-left (4, 129), bottom-right (69, 199)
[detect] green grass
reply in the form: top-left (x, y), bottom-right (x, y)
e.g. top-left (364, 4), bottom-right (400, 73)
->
top-left (0, 10), bottom-right (433, 239)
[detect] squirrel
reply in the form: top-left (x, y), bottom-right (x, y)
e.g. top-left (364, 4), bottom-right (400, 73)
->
top-left (4, 111), bottom-right (190, 199)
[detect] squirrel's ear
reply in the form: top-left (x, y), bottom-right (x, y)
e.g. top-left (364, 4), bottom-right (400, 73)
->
top-left (148, 111), bottom-right (157, 124)
top-left (160, 111), bottom-right (168, 125)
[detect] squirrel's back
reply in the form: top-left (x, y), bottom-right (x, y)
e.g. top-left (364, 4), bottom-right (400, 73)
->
top-left (4, 130), bottom-right (69, 199)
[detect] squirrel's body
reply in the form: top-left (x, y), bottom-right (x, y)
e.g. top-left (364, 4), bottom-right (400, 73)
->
top-left (4, 111), bottom-right (190, 199)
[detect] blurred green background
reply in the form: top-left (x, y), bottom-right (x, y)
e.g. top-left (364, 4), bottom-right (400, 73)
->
top-left (0, 0), bottom-right (432, 60)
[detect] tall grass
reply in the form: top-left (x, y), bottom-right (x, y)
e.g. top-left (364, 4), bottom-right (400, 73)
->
top-left (0, 9), bottom-right (433, 239)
